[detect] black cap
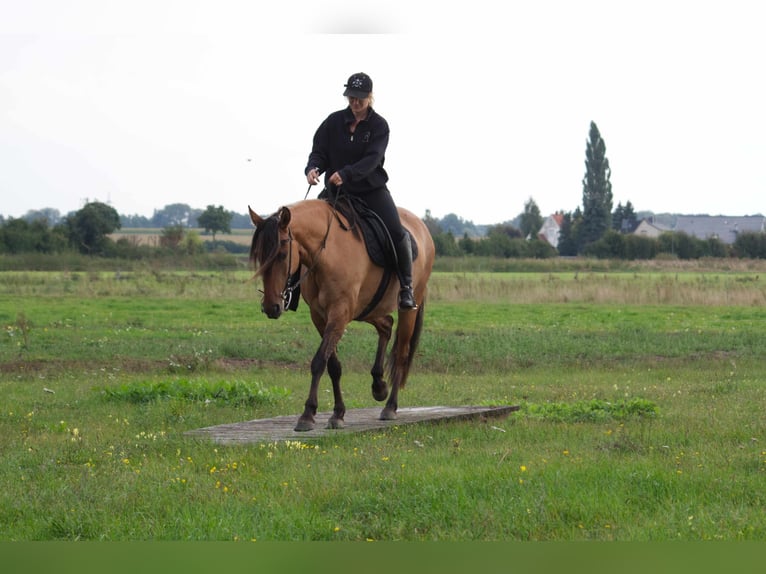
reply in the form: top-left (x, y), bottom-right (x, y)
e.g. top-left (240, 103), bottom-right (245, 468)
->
top-left (343, 73), bottom-right (373, 98)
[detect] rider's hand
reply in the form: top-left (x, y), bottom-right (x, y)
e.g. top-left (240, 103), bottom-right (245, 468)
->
top-left (329, 171), bottom-right (343, 186)
top-left (306, 168), bottom-right (320, 185)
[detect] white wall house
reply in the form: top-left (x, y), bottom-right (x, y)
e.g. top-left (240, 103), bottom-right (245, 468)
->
top-left (538, 214), bottom-right (564, 248)
top-left (633, 218), bottom-right (671, 239)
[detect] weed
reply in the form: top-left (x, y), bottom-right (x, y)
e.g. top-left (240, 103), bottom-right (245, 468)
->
top-left (5, 312), bottom-right (31, 355)
top-left (522, 398), bottom-right (658, 423)
top-left (98, 378), bottom-right (290, 406)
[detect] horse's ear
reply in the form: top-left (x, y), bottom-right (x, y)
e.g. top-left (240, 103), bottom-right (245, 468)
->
top-left (277, 206), bottom-right (292, 229)
top-left (248, 206), bottom-right (264, 227)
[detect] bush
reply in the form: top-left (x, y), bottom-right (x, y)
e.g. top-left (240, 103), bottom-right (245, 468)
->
top-left (624, 234), bottom-right (657, 260)
top-left (582, 230), bottom-right (623, 259)
top-left (733, 232), bottom-right (766, 258)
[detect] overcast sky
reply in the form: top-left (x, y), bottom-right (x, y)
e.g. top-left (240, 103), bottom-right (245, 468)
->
top-left (1, 1), bottom-right (764, 224)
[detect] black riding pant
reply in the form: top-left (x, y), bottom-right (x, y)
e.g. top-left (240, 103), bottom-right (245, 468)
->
top-left (358, 186), bottom-right (405, 244)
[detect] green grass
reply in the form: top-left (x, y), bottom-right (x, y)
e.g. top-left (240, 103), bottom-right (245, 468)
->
top-left (99, 378), bottom-right (290, 406)
top-left (1, 268), bottom-right (765, 540)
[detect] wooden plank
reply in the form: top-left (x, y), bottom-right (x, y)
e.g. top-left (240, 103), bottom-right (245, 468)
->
top-left (185, 405), bottom-right (519, 444)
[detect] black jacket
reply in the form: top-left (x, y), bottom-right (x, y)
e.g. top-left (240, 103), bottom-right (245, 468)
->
top-left (306, 106), bottom-right (389, 195)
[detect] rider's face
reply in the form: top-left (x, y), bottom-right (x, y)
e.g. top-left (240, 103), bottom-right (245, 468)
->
top-left (347, 96), bottom-right (370, 114)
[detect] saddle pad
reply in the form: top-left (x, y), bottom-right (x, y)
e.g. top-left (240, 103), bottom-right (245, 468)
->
top-left (330, 195), bottom-right (419, 268)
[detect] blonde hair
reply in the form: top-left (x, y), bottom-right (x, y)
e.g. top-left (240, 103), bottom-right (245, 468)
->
top-left (347, 93), bottom-right (374, 107)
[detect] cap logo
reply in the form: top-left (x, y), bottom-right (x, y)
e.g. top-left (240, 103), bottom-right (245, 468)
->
top-left (343, 73), bottom-right (372, 96)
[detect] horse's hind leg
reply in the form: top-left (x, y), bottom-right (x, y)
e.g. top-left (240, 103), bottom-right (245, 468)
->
top-left (369, 315), bottom-right (394, 402)
top-left (380, 309), bottom-right (419, 421)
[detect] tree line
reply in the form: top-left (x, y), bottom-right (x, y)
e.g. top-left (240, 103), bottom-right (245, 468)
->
top-left (3, 121), bottom-right (766, 260)
top-left (425, 121), bottom-right (766, 260)
top-left (0, 203), bottom-right (238, 257)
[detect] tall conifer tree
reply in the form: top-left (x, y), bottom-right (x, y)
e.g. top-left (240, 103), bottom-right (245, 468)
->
top-left (581, 121), bottom-right (613, 246)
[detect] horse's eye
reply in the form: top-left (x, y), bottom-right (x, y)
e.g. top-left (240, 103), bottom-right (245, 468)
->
top-left (276, 251), bottom-right (287, 262)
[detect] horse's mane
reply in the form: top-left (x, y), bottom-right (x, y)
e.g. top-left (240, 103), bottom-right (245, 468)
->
top-left (250, 198), bottom-right (365, 278)
top-left (249, 215), bottom-right (280, 277)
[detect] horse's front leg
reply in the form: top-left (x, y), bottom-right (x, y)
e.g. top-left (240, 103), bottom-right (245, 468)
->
top-left (326, 352), bottom-right (345, 429)
top-left (294, 348), bottom-right (326, 431)
top-left (295, 320), bottom-right (346, 432)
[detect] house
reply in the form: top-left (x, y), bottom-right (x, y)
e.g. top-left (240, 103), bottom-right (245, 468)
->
top-left (633, 217), bottom-right (671, 239)
top-left (538, 213), bottom-right (564, 248)
top-left (673, 215), bottom-right (764, 245)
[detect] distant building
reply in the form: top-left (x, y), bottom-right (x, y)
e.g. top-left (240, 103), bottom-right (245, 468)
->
top-left (538, 213), bottom-right (564, 248)
top-left (633, 218), bottom-right (671, 239)
top-left (673, 215), bottom-right (764, 244)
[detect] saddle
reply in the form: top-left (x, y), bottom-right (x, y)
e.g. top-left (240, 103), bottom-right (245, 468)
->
top-left (326, 193), bottom-right (419, 268)
top-left (283, 192), bottom-right (418, 319)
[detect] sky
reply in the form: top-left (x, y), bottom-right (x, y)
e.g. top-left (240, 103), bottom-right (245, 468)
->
top-left (1, 0), bottom-right (764, 225)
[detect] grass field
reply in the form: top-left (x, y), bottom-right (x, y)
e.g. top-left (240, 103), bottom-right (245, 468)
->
top-left (1, 265), bottom-right (765, 541)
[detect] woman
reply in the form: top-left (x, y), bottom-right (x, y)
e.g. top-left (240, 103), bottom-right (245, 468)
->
top-left (305, 72), bottom-right (416, 310)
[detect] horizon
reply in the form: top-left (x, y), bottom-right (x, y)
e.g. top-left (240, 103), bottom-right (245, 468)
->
top-left (3, 202), bottom-right (764, 229)
top-left (2, 2), bottom-right (764, 224)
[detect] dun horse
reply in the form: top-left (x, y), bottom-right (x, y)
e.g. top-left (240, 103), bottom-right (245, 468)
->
top-left (249, 199), bottom-right (435, 431)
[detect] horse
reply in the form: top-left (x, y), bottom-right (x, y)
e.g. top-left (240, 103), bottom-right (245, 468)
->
top-left (248, 198), bottom-right (435, 432)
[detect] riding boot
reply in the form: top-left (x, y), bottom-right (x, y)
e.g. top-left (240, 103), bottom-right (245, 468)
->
top-left (395, 234), bottom-right (417, 310)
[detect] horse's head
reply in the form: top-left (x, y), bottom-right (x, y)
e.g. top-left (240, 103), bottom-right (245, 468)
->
top-left (249, 205), bottom-right (299, 319)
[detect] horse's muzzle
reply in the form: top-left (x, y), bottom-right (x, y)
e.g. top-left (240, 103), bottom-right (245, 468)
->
top-left (261, 302), bottom-right (283, 319)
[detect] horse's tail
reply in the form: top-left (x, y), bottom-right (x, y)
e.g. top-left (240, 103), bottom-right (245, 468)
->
top-left (387, 297), bottom-right (426, 390)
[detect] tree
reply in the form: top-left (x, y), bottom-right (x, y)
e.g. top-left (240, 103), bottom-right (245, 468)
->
top-left (583, 229), bottom-right (625, 259)
top-left (624, 234), bottom-right (657, 260)
top-left (519, 197), bottom-right (543, 239)
top-left (733, 232), bottom-right (766, 259)
top-left (23, 208), bottom-right (62, 225)
top-left (557, 209), bottom-right (582, 256)
top-left (230, 211), bottom-right (253, 229)
top-left (433, 230), bottom-right (460, 257)
top-left (151, 203), bottom-right (194, 227)
top-left (581, 121), bottom-right (613, 247)
top-left (0, 218), bottom-right (65, 254)
top-left (656, 232), bottom-right (701, 260)
top-left (160, 225), bottom-right (185, 249)
top-left (422, 209), bottom-right (444, 237)
top-left (485, 223), bottom-right (523, 240)
top-left (458, 231), bottom-right (475, 255)
top-left (612, 201), bottom-right (638, 233)
top-left (439, 213), bottom-right (479, 238)
top-left (63, 201), bottom-right (121, 254)
top-left (120, 213), bottom-right (152, 228)
top-left (196, 205), bottom-right (232, 241)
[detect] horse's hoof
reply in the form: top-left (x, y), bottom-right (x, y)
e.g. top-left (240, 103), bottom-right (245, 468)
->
top-left (379, 407), bottom-right (397, 421)
top-left (371, 382), bottom-right (389, 402)
top-left (294, 418), bottom-right (315, 432)
top-left (327, 417), bottom-right (345, 430)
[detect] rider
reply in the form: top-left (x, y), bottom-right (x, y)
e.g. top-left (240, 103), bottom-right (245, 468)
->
top-left (304, 72), bottom-right (417, 310)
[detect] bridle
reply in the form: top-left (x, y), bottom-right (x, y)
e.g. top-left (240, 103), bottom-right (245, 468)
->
top-left (275, 212), bottom-right (332, 310)
top-left (279, 226), bottom-right (300, 310)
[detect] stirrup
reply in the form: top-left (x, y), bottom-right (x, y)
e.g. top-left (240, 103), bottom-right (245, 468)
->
top-left (398, 286), bottom-right (418, 310)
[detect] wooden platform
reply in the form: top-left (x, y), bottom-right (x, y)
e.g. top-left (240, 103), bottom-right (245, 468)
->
top-left (185, 405), bottom-right (519, 444)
